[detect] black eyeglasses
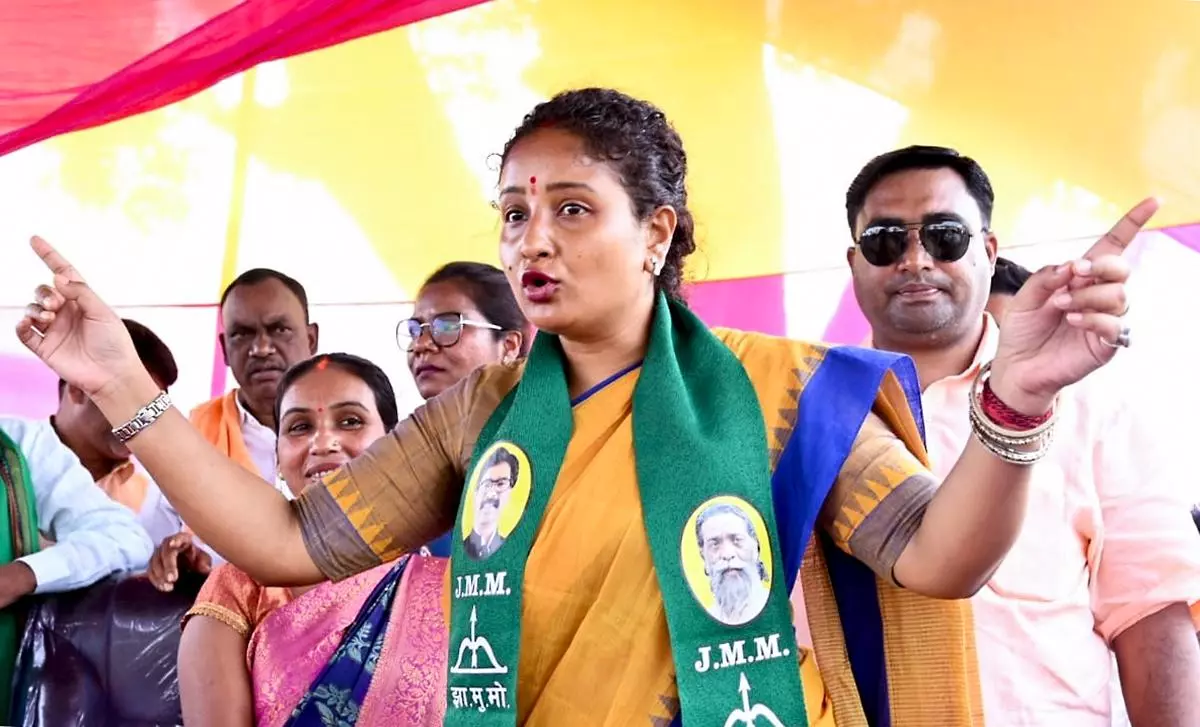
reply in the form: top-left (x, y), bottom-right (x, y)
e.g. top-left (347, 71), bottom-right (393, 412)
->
top-left (396, 312), bottom-right (501, 352)
top-left (856, 220), bottom-right (980, 267)
top-left (479, 477), bottom-right (513, 492)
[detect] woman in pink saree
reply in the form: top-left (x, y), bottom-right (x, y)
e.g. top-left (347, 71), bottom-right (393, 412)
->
top-left (178, 263), bottom-right (527, 726)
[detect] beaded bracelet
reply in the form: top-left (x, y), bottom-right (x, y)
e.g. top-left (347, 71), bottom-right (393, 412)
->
top-left (981, 379), bottom-right (1053, 431)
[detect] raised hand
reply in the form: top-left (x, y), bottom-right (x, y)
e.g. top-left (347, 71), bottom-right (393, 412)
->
top-left (15, 237), bottom-right (143, 399)
top-left (989, 198), bottom-right (1154, 414)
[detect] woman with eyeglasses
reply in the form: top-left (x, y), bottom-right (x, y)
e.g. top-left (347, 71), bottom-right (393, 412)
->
top-left (398, 262), bottom-right (528, 559)
top-left (401, 261), bottom-right (528, 402)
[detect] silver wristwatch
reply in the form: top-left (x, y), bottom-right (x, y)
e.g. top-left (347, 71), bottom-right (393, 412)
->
top-left (111, 391), bottom-right (172, 443)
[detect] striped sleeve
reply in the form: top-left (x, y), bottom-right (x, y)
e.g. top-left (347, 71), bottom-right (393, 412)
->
top-left (820, 411), bottom-right (938, 585)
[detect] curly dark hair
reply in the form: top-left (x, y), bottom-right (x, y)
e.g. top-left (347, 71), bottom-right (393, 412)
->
top-left (499, 88), bottom-right (696, 303)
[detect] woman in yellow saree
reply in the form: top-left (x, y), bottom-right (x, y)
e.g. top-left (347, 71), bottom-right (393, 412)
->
top-left (17, 88), bottom-right (1142, 726)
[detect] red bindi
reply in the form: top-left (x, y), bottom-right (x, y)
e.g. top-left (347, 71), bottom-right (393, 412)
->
top-left (317, 406), bottom-right (324, 413)
top-left (315, 357), bottom-right (329, 371)
top-left (529, 176), bottom-right (537, 194)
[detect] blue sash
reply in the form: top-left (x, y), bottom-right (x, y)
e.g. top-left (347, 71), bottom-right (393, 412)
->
top-left (671, 345), bottom-right (923, 726)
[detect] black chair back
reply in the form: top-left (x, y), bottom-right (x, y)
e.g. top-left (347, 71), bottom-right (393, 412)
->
top-left (10, 571), bottom-right (205, 727)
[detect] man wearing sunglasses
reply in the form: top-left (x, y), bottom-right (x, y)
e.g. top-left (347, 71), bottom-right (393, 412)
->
top-left (845, 145), bottom-right (1200, 726)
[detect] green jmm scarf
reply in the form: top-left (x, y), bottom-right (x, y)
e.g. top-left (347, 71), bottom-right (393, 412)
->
top-left (445, 293), bottom-right (809, 726)
top-left (0, 428), bottom-right (40, 721)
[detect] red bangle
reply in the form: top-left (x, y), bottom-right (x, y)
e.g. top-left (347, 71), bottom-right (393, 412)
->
top-left (981, 379), bottom-right (1053, 431)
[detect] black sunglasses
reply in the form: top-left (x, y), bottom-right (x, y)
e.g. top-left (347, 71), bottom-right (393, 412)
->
top-left (396, 312), bottom-right (501, 352)
top-left (856, 220), bottom-right (980, 267)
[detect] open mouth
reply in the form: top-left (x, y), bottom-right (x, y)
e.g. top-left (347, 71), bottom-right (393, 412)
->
top-left (521, 270), bottom-right (557, 287)
top-left (520, 270), bottom-right (560, 302)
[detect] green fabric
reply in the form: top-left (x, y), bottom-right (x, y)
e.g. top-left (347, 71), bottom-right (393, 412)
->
top-left (445, 294), bottom-right (808, 725)
top-left (0, 428), bottom-right (40, 721)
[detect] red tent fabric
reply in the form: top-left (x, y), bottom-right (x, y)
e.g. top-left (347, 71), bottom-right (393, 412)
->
top-left (0, 0), bottom-right (489, 157)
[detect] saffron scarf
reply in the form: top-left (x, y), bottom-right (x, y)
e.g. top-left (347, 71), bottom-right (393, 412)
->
top-left (188, 390), bottom-right (258, 475)
top-left (446, 295), bottom-right (808, 725)
top-left (0, 429), bottom-right (40, 721)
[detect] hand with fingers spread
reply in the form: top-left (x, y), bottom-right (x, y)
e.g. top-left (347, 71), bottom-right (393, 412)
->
top-left (16, 237), bottom-right (145, 399)
top-left (147, 532), bottom-right (213, 592)
top-left (989, 198), bottom-right (1153, 415)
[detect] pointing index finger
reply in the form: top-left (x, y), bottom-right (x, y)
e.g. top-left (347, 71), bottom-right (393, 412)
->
top-left (1085, 197), bottom-right (1159, 261)
top-left (30, 236), bottom-right (87, 284)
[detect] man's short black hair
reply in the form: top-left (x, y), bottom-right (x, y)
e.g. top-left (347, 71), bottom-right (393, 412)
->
top-left (991, 257), bottom-right (1032, 296)
top-left (845, 145), bottom-right (995, 236)
top-left (480, 446), bottom-right (520, 486)
top-left (59, 318), bottom-right (177, 395)
top-left (219, 268), bottom-right (309, 322)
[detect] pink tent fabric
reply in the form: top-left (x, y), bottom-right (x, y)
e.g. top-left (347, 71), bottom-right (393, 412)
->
top-left (0, 0), bottom-right (490, 156)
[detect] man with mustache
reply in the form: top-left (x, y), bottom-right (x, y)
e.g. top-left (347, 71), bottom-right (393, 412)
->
top-left (465, 447), bottom-right (518, 560)
top-left (141, 268), bottom-right (318, 575)
top-left (844, 145), bottom-right (1200, 726)
top-left (696, 503), bottom-right (768, 626)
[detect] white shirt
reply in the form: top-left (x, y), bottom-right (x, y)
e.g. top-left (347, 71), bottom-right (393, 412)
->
top-left (914, 316), bottom-right (1198, 725)
top-left (137, 390), bottom-right (291, 564)
top-left (235, 393), bottom-right (278, 483)
top-left (137, 483), bottom-right (230, 566)
top-left (0, 417), bottom-right (153, 594)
